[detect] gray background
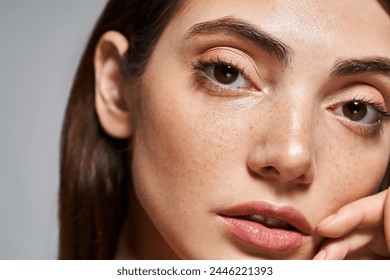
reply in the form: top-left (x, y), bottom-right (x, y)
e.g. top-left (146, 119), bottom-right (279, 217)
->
top-left (0, 0), bottom-right (107, 259)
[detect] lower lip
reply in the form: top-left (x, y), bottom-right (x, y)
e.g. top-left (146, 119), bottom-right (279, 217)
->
top-left (223, 217), bottom-right (305, 251)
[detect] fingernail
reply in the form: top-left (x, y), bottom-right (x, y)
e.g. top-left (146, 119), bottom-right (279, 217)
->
top-left (317, 214), bottom-right (336, 227)
top-left (313, 250), bottom-right (327, 260)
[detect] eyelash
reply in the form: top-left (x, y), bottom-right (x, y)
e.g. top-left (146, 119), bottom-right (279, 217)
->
top-left (191, 57), bottom-right (255, 95)
top-left (336, 97), bottom-right (390, 135)
top-left (357, 97), bottom-right (390, 120)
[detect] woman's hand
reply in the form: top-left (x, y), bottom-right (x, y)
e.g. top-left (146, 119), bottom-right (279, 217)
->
top-left (313, 189), bottom-right (390, 260)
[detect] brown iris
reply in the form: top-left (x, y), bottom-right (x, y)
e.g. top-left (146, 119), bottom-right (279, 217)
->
top-left (214, 64), bottom-right (239, 85)
top-left (342, 101), bottom-right (368, 122)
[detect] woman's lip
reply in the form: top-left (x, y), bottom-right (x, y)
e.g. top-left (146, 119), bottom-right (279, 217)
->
top-left (219, 201), bottom-right (312, 235)
top-left (222, 217), bottom-right (306, 251)
top-left (219, 201), bottom-right (312, 252)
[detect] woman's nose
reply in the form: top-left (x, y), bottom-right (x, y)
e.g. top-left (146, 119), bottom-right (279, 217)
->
top-left (247, 98), bottom-right (316, 186)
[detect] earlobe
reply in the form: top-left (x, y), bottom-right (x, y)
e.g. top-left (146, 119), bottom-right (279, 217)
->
top-left (94, 31), bottom-right (132, 139)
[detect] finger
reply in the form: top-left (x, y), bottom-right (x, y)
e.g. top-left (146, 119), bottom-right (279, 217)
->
top-left (313, 227), bottom-right (389, 260)
top-left (316, 190), bottom-right (387, 238)
top-left (385, 189), bottom-right (390, 252)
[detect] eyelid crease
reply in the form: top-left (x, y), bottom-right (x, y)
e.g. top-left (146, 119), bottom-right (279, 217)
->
top-left (326, 83), bottom-right (388, 109)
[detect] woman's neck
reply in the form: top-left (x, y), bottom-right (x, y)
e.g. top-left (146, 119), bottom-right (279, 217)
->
top-left (114, 189), bottom-right (179, 260)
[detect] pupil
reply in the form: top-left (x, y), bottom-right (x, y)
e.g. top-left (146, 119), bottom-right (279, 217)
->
top-left (342, 101), bottom-right (367, 121)
top-left (214, 65), bottom-right (239, 84)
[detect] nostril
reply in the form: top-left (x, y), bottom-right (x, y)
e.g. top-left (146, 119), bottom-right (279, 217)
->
top-left (262, 166), bottom-right (280, 175)
top-left (296, 173), bottom-right (311, 185)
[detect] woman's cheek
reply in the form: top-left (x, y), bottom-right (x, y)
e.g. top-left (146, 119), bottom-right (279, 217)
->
top-left (313, 125), bottom-right (390, 220)
top-left (131, 77), bottom-right (236, 207)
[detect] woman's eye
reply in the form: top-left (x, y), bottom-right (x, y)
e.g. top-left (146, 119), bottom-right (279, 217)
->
top-left (332, 101), bottom-right (382, 125)
top-left (204, 63), bottom-right (249, 88)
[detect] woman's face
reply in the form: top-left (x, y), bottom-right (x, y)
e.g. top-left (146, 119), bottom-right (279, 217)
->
top-left (128, 0), bottom-right (390, 259)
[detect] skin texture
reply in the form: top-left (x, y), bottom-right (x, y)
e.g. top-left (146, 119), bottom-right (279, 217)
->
top-left (94, 0), bottom-right (390, 259)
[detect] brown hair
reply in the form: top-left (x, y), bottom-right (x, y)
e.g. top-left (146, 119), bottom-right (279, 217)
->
top-left (380, 0), bottom-right (390, 12)
top-left (59, 0), bottom-right (183, 259)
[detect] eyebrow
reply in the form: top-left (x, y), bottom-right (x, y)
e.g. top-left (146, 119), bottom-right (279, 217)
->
top-left (183, 17), bottom-right (293, 65)
top-left (330, 57), bottom-right (390, 77)
top-left (184, 17), bottom-right (390, 78)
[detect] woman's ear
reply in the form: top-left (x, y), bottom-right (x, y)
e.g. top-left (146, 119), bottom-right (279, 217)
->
top-left (94, 31), bottom-right (131, 139)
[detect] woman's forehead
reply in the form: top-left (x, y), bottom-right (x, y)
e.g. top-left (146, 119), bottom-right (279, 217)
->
top-left (168, 0), bottom-right (390, 57)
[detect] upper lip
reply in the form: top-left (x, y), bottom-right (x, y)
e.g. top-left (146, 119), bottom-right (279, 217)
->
top-left (219, 201), bottom-right (312, 235)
